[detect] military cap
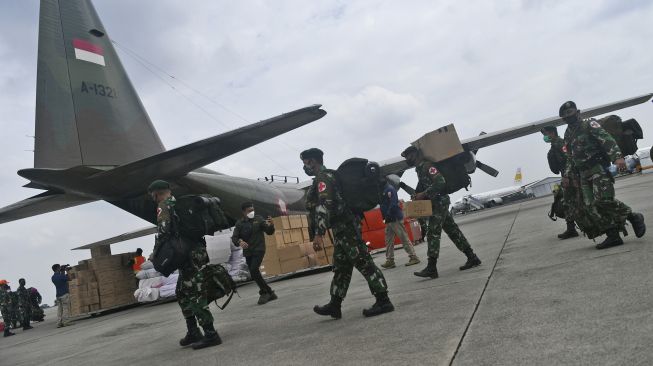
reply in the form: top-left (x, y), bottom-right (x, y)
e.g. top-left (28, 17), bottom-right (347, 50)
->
top-left (559, 101), bottom-right (577, 117)
top-left (401, 146), bottom-right (418, 157)
top-left (147, 179), bottom-right (170, 193)
top-left (300, 148), bottom-right (324, 161)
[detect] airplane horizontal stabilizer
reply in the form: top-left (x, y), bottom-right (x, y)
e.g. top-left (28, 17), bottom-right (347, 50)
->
top-left (0, 191), bottom-right (96, 224)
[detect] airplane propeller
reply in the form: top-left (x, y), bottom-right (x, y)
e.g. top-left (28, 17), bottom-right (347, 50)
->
top-left (470, 131), bottom-right (500, 177)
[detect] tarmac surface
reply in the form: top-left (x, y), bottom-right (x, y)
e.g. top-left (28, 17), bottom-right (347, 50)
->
top-left (2, 173), bottom-right (652, 366)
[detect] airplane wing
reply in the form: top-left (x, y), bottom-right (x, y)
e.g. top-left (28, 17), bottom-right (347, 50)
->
top-left (461, 93), bottom-right (653, 152)
top-left (378, 93), bottom-right (653, 177)
top-left (0, 191), bottom-right (96, 224)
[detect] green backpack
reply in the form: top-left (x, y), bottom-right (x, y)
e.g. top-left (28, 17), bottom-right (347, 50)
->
top-left (196, 264), bottom-right (237, 310)
top-left (175, 195), bottom-right (230, 240)
top-left (597, 115), bottom-right (643, 156)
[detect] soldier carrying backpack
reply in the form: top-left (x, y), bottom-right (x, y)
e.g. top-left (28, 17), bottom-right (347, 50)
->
top-left (148, 180), bottom-right (233, 351)
top-left (401, 146), bottom-right (482, 279)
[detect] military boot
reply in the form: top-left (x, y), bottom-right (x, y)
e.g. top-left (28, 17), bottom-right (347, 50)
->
top-left (179, 317), bottom-right (203, 347)
top-left (313, 296), bottom-right (342, 319)
top-left (192, 324), bottom-right (222, 350)
top-left (414, 256), bottom-right (438, 278)
top-left (627, 213), bottom-right (646, 238)
top-left (258, 292), bottom-right (271, 305)
top-left (459, 248), bottom-right (482, 271)
top-left (595, 229), bottom-right (624, 250)
top-left (3, 328), bottom-right (15, 337)
top-left (558, 221), bottom-right (579, 239)
top-left (23, 324), bottom-right (33, 330)
top-left (267, 291), bottom-right (278, 302)
top-left (405, 255), bottom-right (421, 266)
top-left (381, 258), bottom-right (396, 269)
top-left (362, 292), bottom-right (395, 317)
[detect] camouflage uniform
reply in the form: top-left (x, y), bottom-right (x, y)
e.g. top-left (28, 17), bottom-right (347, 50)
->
top-left (153, 197), bottom-right (213, 327)
top-left (548, 135), bottom-right (579, 235)
top-left (16, 285), bottom-right (32, 327)
top-left (564, 119), bottom-right (632, 235)
top-left (8, 291), bottom-right (20, 328)
top-left (415, 161), bottom-right (472, 259)
top-left (0, 287), bottom-right (13, 332)
top-left (306, 166), bottom-right (388, 300)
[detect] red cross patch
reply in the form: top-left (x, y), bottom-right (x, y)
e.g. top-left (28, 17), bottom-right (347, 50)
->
top-left (562, 145), bottom-right (568, 153)
top-left (156, 207), bottom-right (162, 217)
top-left (429, 167), bottom-right (438, 175)
top-left (590, 121), bottom-right (601, 128)
top-left (318, 182), bottom-right (327, 192)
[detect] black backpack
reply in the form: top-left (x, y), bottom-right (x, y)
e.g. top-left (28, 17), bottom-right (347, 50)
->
top-left (432, 153), bottom-right (472, 194)
top-left (597, 115), bottom-right (643, 156)
top-left (151, 235), bottom-right (192, 277)
top-left (335, 158), bottom-right (384, 215)
top-left (175, 195), bottom-right (230, 240)
top-left (547, 149), bottom-right (565, 175)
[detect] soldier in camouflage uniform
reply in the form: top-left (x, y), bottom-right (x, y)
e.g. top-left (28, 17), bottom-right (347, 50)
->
top-left (29, 287), bottom-right (45, 322)
top-left (301, 148), bottom-right (394, 318)
top-left (559, 101), bottom-right (646, 249)
top-left (401, 146), bottom-right (481, 278)
top-left (16, 279), bottom-right (33, 330)
top-left (0, 281), bottom-right (15, 337)
top-left (148, 180), bottom-right (221, 350)
top-left (541, 126), bottom-right (579, 239)
top-left (8, 289), bottom-right (20, 329)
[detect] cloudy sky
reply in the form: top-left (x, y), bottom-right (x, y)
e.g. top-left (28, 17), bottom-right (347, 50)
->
top-left (1, 0), bottom-right (652, 304)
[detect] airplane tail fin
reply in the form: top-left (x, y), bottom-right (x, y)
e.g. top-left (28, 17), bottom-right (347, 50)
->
top-left (34, 0), bottom-right (165, 169)
top-left (514, 168), bottom-right (523, 185)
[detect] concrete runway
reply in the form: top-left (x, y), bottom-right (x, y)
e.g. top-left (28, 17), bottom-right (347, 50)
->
top-left (2, 174), bottom-right (651, 366)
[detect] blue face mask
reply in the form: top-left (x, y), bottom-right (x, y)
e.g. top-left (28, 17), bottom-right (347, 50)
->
top-left (543, 136), bottom-right (552, 143)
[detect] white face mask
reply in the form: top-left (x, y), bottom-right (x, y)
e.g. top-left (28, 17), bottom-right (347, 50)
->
top-left (246, 211), bottom-right (255, 219)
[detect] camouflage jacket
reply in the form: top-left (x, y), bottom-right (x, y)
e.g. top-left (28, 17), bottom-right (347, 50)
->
top-left (305, 166), bottom-right (352, 239)
top-left (16, 285), bottom-right (30, 308)
top-left (564, 119), bottom-right (622, 175)
top-left (0, 288), bottom-right (10, 308)
top-left (415, 160), bottom-right (450, 206)
top-left (153, 196), bottom-right (176, 255)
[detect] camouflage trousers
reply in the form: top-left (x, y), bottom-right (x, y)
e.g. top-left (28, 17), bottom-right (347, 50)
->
top-left (578, 165), bottom-right (631, 232)
top-left (0, 305), bottom-right (12, 329)
top-left (330, 219), bottom-right (388, 300)
top-left (19, 304), bottom-right (31, 324)
top-left (176, 244), bottom-right (214, 328)
top-left (426, 202), bottom-right (472, 259)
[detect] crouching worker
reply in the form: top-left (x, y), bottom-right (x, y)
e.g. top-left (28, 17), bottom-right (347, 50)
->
top-left (232, 202), bottom-right (278, 305)
top-left (148, 180), bottom-right (221, 350)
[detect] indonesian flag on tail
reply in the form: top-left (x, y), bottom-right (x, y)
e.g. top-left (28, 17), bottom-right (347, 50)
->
top-left (73, 39), bottom-right (105, 66)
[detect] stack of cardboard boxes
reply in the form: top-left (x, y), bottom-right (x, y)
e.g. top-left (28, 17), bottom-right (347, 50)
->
top-left (67, 247), bottom-right (138, 316)
top-left (260, 215), bottom-right (334, 277)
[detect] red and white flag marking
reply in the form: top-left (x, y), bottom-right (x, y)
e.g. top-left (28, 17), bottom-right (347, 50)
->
top-left (73, 39), bottom-right (105, 66)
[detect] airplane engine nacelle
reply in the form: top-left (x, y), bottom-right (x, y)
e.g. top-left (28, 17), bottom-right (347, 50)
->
top-left (463, 152), bottom-right (477, 174)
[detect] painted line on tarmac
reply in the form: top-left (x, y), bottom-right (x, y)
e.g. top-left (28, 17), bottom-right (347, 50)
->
top-left (448, 204), bottom-right (522, 366)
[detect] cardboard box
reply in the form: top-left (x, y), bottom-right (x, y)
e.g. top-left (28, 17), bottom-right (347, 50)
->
top-left (277, 245), bottom-right (303, 261)
top-left (282, 230), bottom-right (293, 245)
top-left (301, 228), bottom-right (311, 242)
top-left (289, 215), bottom-right (303, 229)
top-left (280, 256), bottom-right (309, 273)
top-left (90, 245), bottom-right (112, 258)
top-left (260, 259), bottom-right (282, 277)
top-left (404, 200), bottom-right (433, 218)
top-left (325, 246), bottom-right (335, 258)
top-left (299, 242), bottom-right (316, 257)
top-left (301, 215), bottom-right (309, 228)
top-left (264, 231), bottom-right (285, 248)
top-left (271, 216), bottom-right (291, 230)
top-left (412, 123), bottom-right (464, 162)
top-left (289, 229), bottom-right (304, 244)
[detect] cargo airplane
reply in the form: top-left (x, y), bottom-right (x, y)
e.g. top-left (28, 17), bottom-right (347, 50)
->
top-left (1, 0), bottom-right (651, 232)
